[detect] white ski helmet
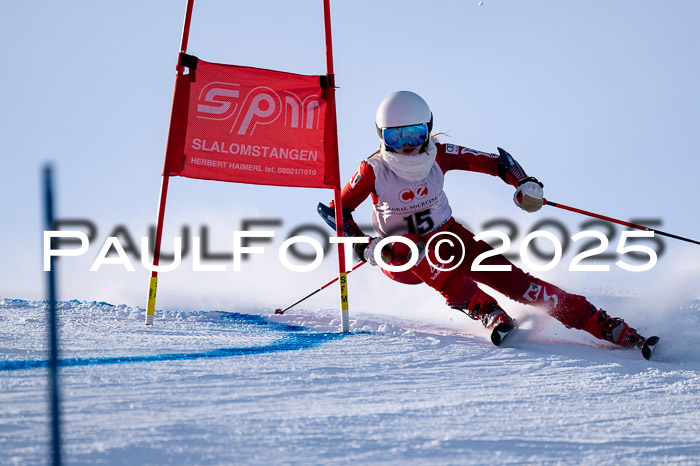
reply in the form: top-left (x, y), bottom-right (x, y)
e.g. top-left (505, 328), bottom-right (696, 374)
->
top-left (375, 91), bottom-right (433, 137)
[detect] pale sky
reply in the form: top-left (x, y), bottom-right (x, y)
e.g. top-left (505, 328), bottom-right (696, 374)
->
top-left (2, 1), bottom-right (699, 319)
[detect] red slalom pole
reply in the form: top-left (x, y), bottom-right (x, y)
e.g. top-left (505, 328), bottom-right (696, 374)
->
top-left (322, 0), bottom-right (351, 332)
top-left (545, 199), bottom-right (700, 246)
top-left (146, 0), bottom-right (196, 325)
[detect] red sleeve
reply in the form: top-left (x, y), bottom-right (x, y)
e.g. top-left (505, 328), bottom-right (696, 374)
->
top-left (436, 143), bottom-right (520, 188)
top-left (339, 160), bottom-right (377, 211)
top-left (328, 160), bottom-right (377, 236)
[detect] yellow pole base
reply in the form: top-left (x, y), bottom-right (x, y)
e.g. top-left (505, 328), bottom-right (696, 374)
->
top-left (339, 272), bottom-right (349, 333)
top-left (146, 276), bottom-right (158, 326)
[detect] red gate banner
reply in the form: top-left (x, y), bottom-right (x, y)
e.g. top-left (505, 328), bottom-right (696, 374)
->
top-left (164, 55), bottom-right (339, 189)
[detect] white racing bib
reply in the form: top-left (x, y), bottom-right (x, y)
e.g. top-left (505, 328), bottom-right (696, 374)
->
top-left (367, 156), bottom-right (452, 238)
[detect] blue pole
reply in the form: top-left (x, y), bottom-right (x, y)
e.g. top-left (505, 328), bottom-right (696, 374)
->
top-left (43, 164), bottom-right (62, 466)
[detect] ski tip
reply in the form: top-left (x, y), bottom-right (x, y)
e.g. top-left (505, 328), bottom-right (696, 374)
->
top-left (491, 322), bottom-right (516, 347)
top-left (274, 308), bottom-right (284, 315)
top-left (642, 336), bottom-right (660, 360)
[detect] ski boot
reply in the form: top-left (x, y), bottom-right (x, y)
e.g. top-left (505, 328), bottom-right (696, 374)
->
top-left (454, 302), bottom-right (517, 346)
top-left (582, 306), bottom-right (660, 359)
top-left (582, 306), bottom-right (642, 347)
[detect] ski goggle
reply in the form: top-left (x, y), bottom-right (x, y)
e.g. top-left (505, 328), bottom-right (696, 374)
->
top-left (382, 123), bottom-right (429, 150)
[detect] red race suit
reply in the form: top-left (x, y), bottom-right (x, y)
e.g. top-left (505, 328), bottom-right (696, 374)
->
top-left (334, 142), bottom-right (592, 330)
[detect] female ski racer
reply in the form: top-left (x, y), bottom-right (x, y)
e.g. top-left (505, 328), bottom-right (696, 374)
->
top-left (332, 90), bottom-right (651, 350)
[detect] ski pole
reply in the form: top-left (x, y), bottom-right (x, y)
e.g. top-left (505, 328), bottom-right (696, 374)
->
top-left (544, 199), bottom-right (700, 246)
top-left (274, 261), bottom-right (366, 315)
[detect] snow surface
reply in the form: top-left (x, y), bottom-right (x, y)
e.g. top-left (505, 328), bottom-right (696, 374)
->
top-left (1, 297), bottom-right (700, 465)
